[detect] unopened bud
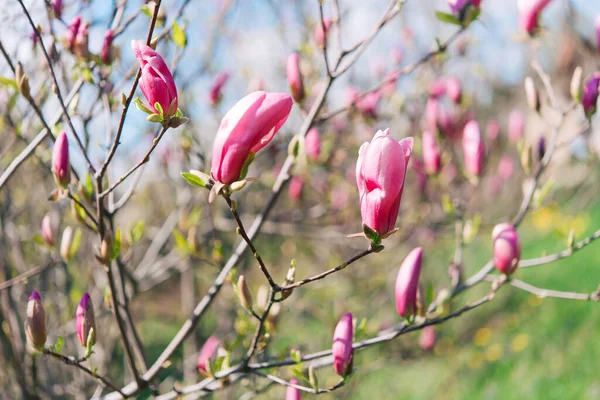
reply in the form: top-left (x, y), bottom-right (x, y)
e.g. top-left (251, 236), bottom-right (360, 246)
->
top-left (415, 284), bottom-right (426, 317)
top-left (97, 232), bottom-right (113, 266)
top-left (524, 77), bottom-right (540, 112)
top-left (52, 132), bottom-right (70, 188)
top-left (60, 226), bottom-right (74, 261)
top-left (76, 293), bottom-right (96, 348)
top-left (149, 36), bottom-right (159, 50)
top-left (570, 66), bottom-right (583, 104)
top-left (41, 215), bottom-right (56, 247)
top-left (16, 62), bottom-right (30, 98)
top-left (281, 259), bottom-right (296, 300)
top-left (26, 291), bottom-right (46, 350)
top-left (237, 275), bottom-right (253, 311)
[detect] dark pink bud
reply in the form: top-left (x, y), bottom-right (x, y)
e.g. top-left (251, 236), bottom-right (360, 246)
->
top-left (41, 215), bottom-right (55, 246)
top-left (497, 155), bottom-right (513, 180)
top-left (492, 223), bottom-right (521, 275)
top-left (26, 291), bottom-right (46, 349)
top-left (518, 0), bottom-right (553, 35)
top-left (508, 110), bottom-right (524, 143)
top-left (419, 326), bottom-right (436, 351)
top-left (332, 313), bottom-right (353, 377)
top-left (209, 72), bottom-right (230, 106)
top-left (314, 18), bottom-right (332, 47)
top-left (51, 0), bottom-right (62, 18)
top-left (65, 16), bottom-right (81, 50)
top-left (288, 176), bottom-right (303, 202)
top-left (211, 91), bottom-right (292, 184)
top-left (197, 335), bottom-right (220, 373)
top-left (582, 73), bottom-right (600, 119)
top-left (422, 131), bottom-right (441, 174)
top-left (537, 135), bottom-right (546, 160)
top-left (132, 40), bottom-right (178, 118)
top-left (356, 129), bottom-right (413, 236)
top-left (305, 128), bottom-right (320, 162)
top-left (286, 378), bottom-right (301, 400)
top-left (395, 247), bottom-right (423, 318)
top-left (446, 77), bottom-right (462, 103)
top-left (52, 132), bottom-right (70, 188)
top-left (462, 120), bottom-right (484, 177)
top-left (76, 293), bottom-right (96, 347)
top-left (287, 52), bottom-right (305, 103)
top-left (100, 29), bottom-right (114, 64)
top-left (448, 0), bottom-right (481, 19)
top-left (487, 120), bottom-right (500, 141)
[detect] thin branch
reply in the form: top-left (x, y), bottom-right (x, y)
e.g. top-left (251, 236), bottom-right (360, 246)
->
top-left (501, 277), bottom-right (599, 301)
top-left (251, 370), bottom-right (345, 394)
top-left (519, 228), bottom-right (600, 268)
top-left (0, 263), bottom-right (54, 291)
top-left (318, 0), bottom-right (332, 77)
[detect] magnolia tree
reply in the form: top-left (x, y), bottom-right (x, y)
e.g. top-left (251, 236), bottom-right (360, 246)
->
top-left (1, 0), bottom-right (600, 398)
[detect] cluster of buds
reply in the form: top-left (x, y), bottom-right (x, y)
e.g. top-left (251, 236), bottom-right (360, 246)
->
top-left (65, 16), bottom-right (89, 58)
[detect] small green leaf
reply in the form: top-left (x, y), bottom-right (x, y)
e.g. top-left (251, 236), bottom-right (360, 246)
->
top-left (291, 366), bottom-right (310, 385)
top-left (181, 172), bottom-right (207, 188)
top-left (130, 221), bottom-right (145, 244)
top-left (69, 228), bottom-right (82, 259)
top-left (290, 349), bottom-right (302, 363)
top-left (32, 234), bottom-right (46, 246)
top-left (355, 318), bottom-right (368, 339)
top-left (133, 97), bottom-right (152, 114)
top-left (140, 4), bottom-right (153, 18)
top-left (426, 282), bottom-right (435, 306)
top-left (84, 174), bottom-right (94, 198)
top-left (308, 365), bottom-right (318, 390)
top-left (85, 327), bottom-right (95, 357)
top-left (147, 113), bottom-right (163, 123)
top-left (172, 229), bottom-right (191, 254)
top-left (0, 76), bottom-right (17, 90)
top-left (435, 11), bottom-right (462, 26)
top-left (154, 102), bottom-right (164, 117)
top-left (55, 336), bottom-right (64, 354)
top-left (82, 68), bottom-right (94, 83)
top-left (239, 153), bottom-right (255, 180)
top-left (442, 194), bottom-right (454, 214)
top-left (112, 229), bottom-right (121, 260)
top-left (172, 21), bottom-right (187, 48)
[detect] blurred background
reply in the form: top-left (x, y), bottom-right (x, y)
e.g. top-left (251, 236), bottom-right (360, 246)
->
top-left (2, 0), bottom-right (600, 398)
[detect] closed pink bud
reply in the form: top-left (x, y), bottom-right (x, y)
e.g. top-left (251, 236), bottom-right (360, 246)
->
top-left (356, 129), bottom-right (414, 236)
top-left (26, 291), bottom-right (46, 349)
top-left (287, 52), bottom-right (305, 103)
top-left (41, 215), bottom-right (55, 246)
top-left (582, 73), bottom-right (600, 119)
top-left (448, 0), bottom-right (481, 18)
top-left (286, 379), bottom-right (301, 400)
top-left (314, 18), bottom-right (332, 47)
top-left (51, 0), bottom-right (62, 18)
top-left (197, 335), bottom-right (220, 373)
top-left (356, 91), bottom-right (381, 119)
top-left (518, 0), bottom-right (553, 35)
top-left (100, 29), bottom-right (113, 64)
top-left (497, 155), bottom-right (514, 180)
top-left (487, 120), bottom-right (500, 141)
top-left (422, 131), bottom-right (441, 174)
top-left (508, 110), bottom-right (524, 143)
top-left (596, 16), bottom-right (600, 52)
top-left (305, 128), bottom-right (320, 162)
top-left (52, 131), bottom-right (70, 188)
top-left (209, 72), bottom-right (230, 106)
top-left (492, 223), bottom-right (521, 275)
top-left (419, 326), bottom-right (436, 351)
top-left (428, 79), bottom-right (446, 98)
top-left (131, 40), bottom-right (178, 118)
top-left (211, 91), bottom-right (292, 184)
top-left (74, 22), bottom-right (90, 59)
top-left (332, 313), bottom-right (353, 377)
top-left (446, 77), bottom-right (462, 103)
top-left (395, 247), bottom-right (423, 318)
top-left (76, 293), bottom-right (96, 347)
top-left (462, 120), bottom-right (484, 177)
top-left (65, 16), bottom-right (81, 50)
top-left (288, 176), bottom-right (303, 202)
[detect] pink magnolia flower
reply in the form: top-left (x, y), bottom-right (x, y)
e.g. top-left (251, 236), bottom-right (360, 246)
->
top-left (209, 72), bottom-right (230, 106)
top-left (286, 379), bottom-right (301, 400)
top-left (508, 110), bottom-right (524, 144)
top-left (51, 0), bottom-right (62, 18)
top-left (596, 15), bottom-right (600, 52)
top-left (395, 247), bottom-right (423, 318)
top-left (100, 29), bottom-right (113, 64)
top-left (332, 313), bottom-right (353, 377)
top-left (305, 128), bottom-right (320, 162)
top-left (422, 131), bottom-right (441, 174)
top-left (446, 77), bottom-right (462, 103)
top-left (287, 52), bottom-right (305, 103)
top-left (26, 291), bottom-right (46, 349)
top-left (65, 16), bottom-right (81, 50)
top-left (211, 91), bottom-right (293, 184)
top-left (492, 223), bottom-right (521, 275)
top-left (41, 215), bottom-right (55, 246)
top-left (131, 40), bottom-right (178, 117)
top-left (420, 326), bottom-right (437, 351)
top-left (497, 155), bottom-right (514, 180)
top-left (356, 129), bottom-right (414, 236)
top-left (52, 131), bottom-right (70, 188)
top-left (355, 91), bottom-right (381, 119)
top-left (288, 176), bottom-right (303, 202)
top-left (429, 79), bottom-right (447, 98)
top-left (582, 73), bottom-right (600, 119)
top-left (462, 120), bottom-right (484, 177)
top-left (197, 336), bottom-right (220, 374)
top-left (314, 18), bottom-right (332, 47)
top-left (487, 120), bottom-right (500, 141)
top-left (518, 0), bottom-right (553, 35)
top-left (76, 293), bottom-right (96, 347)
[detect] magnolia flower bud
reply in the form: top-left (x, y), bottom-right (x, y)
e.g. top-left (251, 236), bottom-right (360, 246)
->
top-left (419, 326), bottom-right (436, 351)
top-left (570, 66), bottom-right (583, 104)
top-left (332, 313), bottom-right (353, 377)
top-left (492, 223), bottom-right (521, 275)
top-left (508, 110), bottom-right (524, 144)
top-left (41, 215), bottom-right (56, 246)
top-left (74, 22), bottom-right (90, 59)
top-left (287, 52), bottom-right (305, 103)
top-left (305, 128), bottom-right (321, 162)
top-left (76, 293), bottom-right (96, 348)
top-left (446, 77), bottom-right (462, 104)
top-left (51, 0), bottom-right (62, 18)
top-left (65, 16), bottom-right (81, 50)
top-left (26, 291), bottom-right (46, 350)
top-left (60, 226), bottom-right (74, 261)
top-left (422, 130), bottom-right (441, 174)
top-left (462, 120), bottom-right (484, 178)
top-left (288, 177), bottom-right (303, 202)
top-left (395, 247), bottom-right (423, 318)
top-left (582, 72), bottom-right (600, 119)
top-left (286, 378), bottom-right (301, 400)
top-left (52, 132), bottom-right (70, 188)
top-left (197, 336), bottom-right (220, 374)
top-left (100, 29), bottom-right (114, 64)
top-left (236, 275), bottom-right (253, 311)
top-left (209, 72), bottom-right (230, 106)
top-left (314, 18), bottom-right (332, 47)
top-left (524, 76), bottom-right (540, 112)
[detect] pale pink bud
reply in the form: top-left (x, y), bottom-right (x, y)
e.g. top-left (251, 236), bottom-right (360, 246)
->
top-left (508, 110), bottom-right (524, 143)
top-left (356, 129), bottom-right (413, 236)
top-left (518, 0), bottom-right (553, 35)
top-left (287, 52), bottom-right (304, 103)
top-left (197, 335), bottom-right (220, 373)
top-left (288, 177), bottom-right (303, 202)
top-left (492, 223), bottom-right (521, 275)
top-left (355, 91), bottom-right (381, 119)
top-left (419, 326), bottom-right (436, 351)
top-left (100, 29), bottom-right (114, 64)
top-left (131, 40), bottom-right (178, 118)
top-left (582, 73), bottom-right (600, 119)
top-left (211, 91), bottom-right (292, 184)
top-left (395, 247), bottom-right (423, 318)
top-left (76, 293), bottom-right (96, 347)
top-left (462, 120), bottom-right (484, 177)
top-left (314, 18), bottom-right (332, 47)
top-left (65, 16), bottom-right (81, 50)
top-left (305, 128), bottom-right (320, 162)
top-left (487, 120), bottom-right (500, 141)
top-left (429, 79), bottom-right (446, 98)
top-left (26, 291), bottom-right (46, 349)
top-left (446, 77), bottom-right (462, 103)
top-left (497, 155), bottom-right (514, 180)
top-left (596, 15), bottom-right (600, 52)
top-left (41, 215), bottom-right (55, 246)
top-left (286, 379), bottom-right (301, 400)
top-left (332, 313), bottom-right (353, 377)
top-left (52, 131), bottom-right (70, 188)
top-left (209, 72), bottom-right (230, 106)
top-left (422, 131), bottom-right (441, 174)
top-left (74, 22), bottom-right (90, 59)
